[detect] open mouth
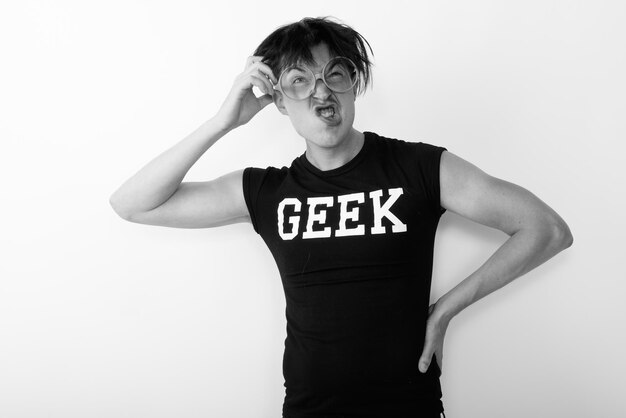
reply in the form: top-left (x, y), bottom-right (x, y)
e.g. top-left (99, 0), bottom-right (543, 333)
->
top-left (315, 104), bottom-right (336, 118)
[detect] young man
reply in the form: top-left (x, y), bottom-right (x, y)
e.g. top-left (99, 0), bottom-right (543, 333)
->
top-left (110, 17), bottom-right (573, 418)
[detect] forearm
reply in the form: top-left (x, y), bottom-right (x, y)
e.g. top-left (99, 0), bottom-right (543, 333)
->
top-left (434, 222), bottom-right (573, 324)
top-left (109, 116), bottom-right (231, 218)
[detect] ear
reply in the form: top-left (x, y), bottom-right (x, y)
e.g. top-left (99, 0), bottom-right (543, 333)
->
top-left (273, 90), bottom-right (289, 115)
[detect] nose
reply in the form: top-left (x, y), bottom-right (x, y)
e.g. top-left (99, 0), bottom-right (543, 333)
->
top-left (311, 75), bottom-right (332, 99)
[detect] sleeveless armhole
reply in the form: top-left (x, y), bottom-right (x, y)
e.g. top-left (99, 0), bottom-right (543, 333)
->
top-left (416, 142), bottom-right (448, 216)
top-left (242, 167), bottom-right (263, 234)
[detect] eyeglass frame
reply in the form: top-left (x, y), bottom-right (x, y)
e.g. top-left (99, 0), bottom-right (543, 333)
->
top-left (272, 56), bottom-right (360, 101)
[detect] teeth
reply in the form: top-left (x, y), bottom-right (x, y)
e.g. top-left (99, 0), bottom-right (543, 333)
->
top-left (319, 107), bottom-right (335, 117)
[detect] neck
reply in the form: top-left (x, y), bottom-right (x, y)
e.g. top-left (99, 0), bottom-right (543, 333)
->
top-left (304, 129), bottom-right (365, 171)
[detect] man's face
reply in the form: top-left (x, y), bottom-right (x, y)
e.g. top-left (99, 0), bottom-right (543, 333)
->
top-left (274, 43), bottom-right (357, 150)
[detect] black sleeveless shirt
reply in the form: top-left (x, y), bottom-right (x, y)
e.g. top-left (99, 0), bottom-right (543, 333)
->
top-left (243, 131), bottom-right (447, 417)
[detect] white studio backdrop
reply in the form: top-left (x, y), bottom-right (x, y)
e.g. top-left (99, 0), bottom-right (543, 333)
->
top-left (1, 1), bottom-right (624, 417)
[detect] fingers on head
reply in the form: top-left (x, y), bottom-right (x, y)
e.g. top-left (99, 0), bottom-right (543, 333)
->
top-left (258, 62), bottom-right (278, 84)
top-left (245, 55), bottom-right (262, 69)
top-left (246, 56), bottom-right (277, 84)
top-left (250, 73), bottom-right (274, 96)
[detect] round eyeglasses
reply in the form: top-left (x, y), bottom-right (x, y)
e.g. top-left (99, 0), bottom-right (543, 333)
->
top-left (274, 56), bottom-right (359, 101)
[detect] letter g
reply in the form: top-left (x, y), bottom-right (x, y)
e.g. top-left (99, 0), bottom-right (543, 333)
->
top-left (277, 198), bottom-right (302, 240)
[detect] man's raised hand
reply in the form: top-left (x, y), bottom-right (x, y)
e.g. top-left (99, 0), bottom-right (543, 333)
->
top-left (214, 55), bottom-right (278, 132)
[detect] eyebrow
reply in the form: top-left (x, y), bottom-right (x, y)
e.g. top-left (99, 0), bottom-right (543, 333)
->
top-left (287, 57), bottom-right (322, 70)
top-left (286, 62), bottom-right (329, 74)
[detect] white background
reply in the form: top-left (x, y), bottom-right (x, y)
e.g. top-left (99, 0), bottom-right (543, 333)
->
top-left (1, 1), bottom-right (624, 417)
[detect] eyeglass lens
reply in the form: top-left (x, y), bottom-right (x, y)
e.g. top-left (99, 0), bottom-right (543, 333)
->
top-left (279, 57), bottom-right (357, 100)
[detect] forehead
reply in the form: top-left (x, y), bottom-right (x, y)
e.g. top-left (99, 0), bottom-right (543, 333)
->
top-left (308, 43), bottom-right (333, 66)
top-left (280, 43), bottom-right (336, 72)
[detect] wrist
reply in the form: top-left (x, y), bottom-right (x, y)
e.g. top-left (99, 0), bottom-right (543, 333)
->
top-left (210, 114), bottom-right (236, 135)
top-left (432, 296), bottom-right (458, 325)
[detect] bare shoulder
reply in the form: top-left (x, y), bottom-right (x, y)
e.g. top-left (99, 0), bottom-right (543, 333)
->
top-left (127, 169), bottom-right (251, 229)
top-left (439, 150), bottom-right (571, 237)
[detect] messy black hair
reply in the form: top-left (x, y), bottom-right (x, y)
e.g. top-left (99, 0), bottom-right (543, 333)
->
top-left (253, 16), bottom-right (374, 96)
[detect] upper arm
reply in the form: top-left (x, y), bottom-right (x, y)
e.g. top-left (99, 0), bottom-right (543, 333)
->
top-left (439, 151), bottom-right (571, 238)
top-left (126, 169), bottom-right (251, 229)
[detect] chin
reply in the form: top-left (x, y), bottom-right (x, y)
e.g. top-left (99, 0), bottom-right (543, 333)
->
top-left (306, 130), bottom-right (347, 149)
top-left (297, 121), bottom-right (353, 149)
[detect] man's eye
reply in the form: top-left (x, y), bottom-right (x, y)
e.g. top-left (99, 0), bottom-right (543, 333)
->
top-left (292, 77), bottom-right (305, 84)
